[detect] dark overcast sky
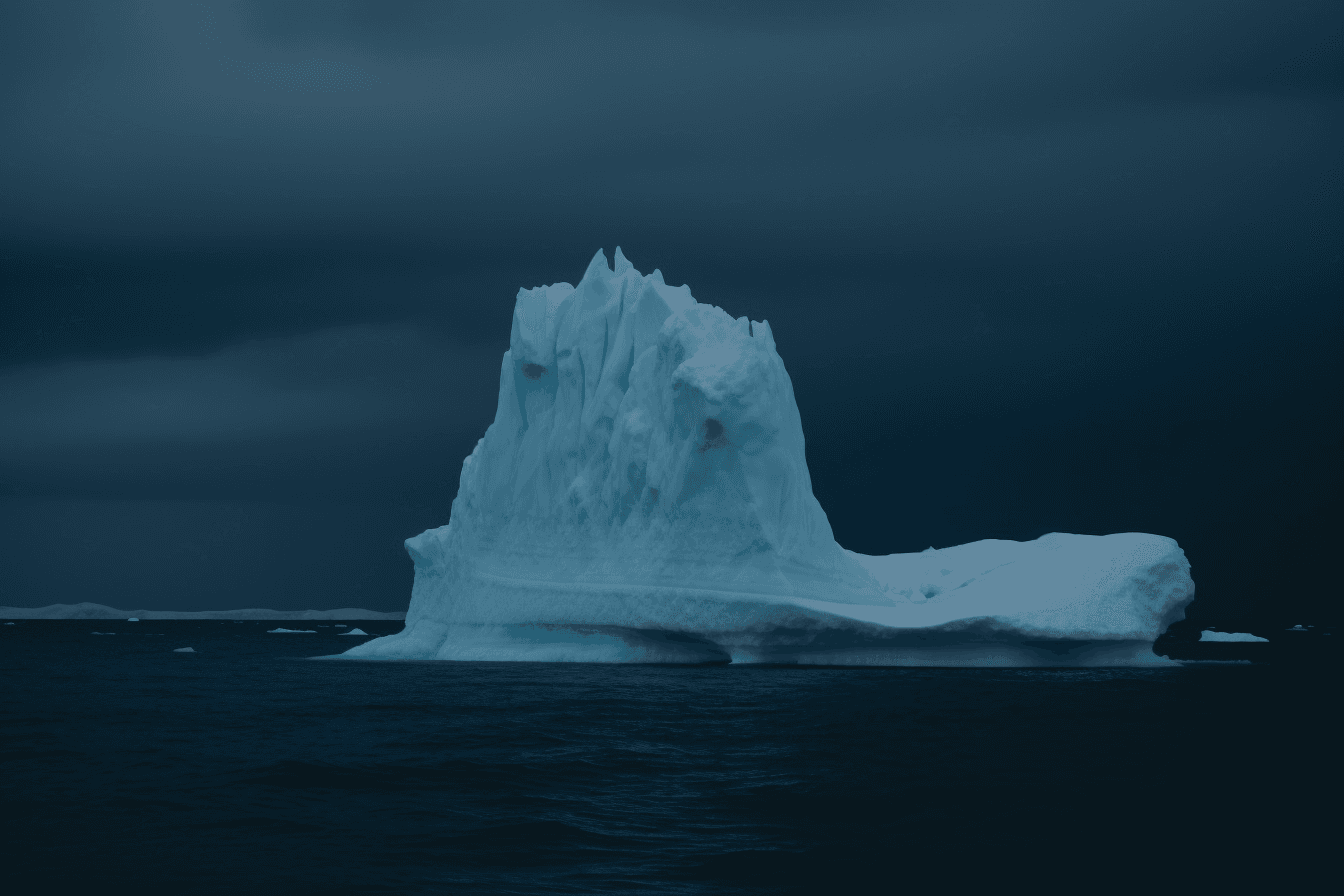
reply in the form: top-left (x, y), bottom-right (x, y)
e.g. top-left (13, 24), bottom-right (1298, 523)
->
top-left (1, 1), bottom-right (1340, 632)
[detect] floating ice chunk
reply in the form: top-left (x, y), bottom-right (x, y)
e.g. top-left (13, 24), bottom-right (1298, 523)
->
top-left (3, 622), bottom-right (13, 625)
top-left (1286, 625), bottom-right (1307, 631)
top-left (334, 624), bottom-right (347, 628)
top-left (127, 617), bottom-right (139, 622)
top-left (267, 628), bottom-right (317, 633)
top-left (338, 628), bottom-right (370, 636)
top-left (1199, 631), bottom-right (1268, 642)
top-left (341, 250), bottom-right (1196, 666)
top-left (91, 631), bottom-right (115, 635)
top-left (173, 647), bottom-right (196, 653)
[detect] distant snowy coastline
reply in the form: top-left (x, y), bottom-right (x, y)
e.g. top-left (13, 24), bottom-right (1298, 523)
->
top-left (0, 602), bottom-right (405, 621)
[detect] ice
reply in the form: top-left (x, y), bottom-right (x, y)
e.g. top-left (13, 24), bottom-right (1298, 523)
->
top-left (342, 249), bottom-right (1195, 666)
top-left (339, 628), bottom-right (370, 636)
top-left (1199, 631), bottom-right (1268, 642)
top-left (267, 628), bottom-right (317, 634)
top-left (173, 647), bottom-right (196, 653)
top-left (0, 603), bottom-right (404, 621)
top-left (91, 632), bottom-right (115, 635)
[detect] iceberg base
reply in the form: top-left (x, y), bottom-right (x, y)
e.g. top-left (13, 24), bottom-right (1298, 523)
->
top-left (336, 621), bottom-right (1175, 667)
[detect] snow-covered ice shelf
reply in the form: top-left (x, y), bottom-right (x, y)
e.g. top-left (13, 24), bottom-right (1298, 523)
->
top-left (342, 249), bottom-right (1194, 665)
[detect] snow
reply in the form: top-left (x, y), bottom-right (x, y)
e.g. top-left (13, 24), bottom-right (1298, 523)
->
top-left (339, 628), bottom-right (370, 636)
top-left (340, 249), bottom-right (1196, 666)
top-left (0, 603), bottom-right (404, 620)
top-left (267, 628), bottom-right (317, 634)
top-left (1200, 631), bottom-right (1268, 643)
top-left (173, 647), bottom-right (196, 653)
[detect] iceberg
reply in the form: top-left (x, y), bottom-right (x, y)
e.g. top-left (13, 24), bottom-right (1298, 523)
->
top-left (173, 647), bottom-right (196, 653)
top-left (343, 249), bottom-right (1194, 666)
top-left (339, 628), bottom-right (370, 636)
top-left (1200, 631), bottom-right (1268, 642)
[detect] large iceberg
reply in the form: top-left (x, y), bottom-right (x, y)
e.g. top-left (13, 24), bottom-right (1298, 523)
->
top-left (344, 249), bottom-right (1193, 665)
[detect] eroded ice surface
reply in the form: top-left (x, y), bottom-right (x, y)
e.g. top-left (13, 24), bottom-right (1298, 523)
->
top-left (342, 249), bottom-right (1194, 665)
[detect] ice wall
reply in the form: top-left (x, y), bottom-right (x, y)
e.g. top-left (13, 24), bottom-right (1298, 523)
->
top-left (343, 250), bottom-right (1194, 665)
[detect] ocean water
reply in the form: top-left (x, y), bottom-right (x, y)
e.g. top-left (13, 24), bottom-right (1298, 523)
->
top-left (0, 621), bottom-right (1328, 894)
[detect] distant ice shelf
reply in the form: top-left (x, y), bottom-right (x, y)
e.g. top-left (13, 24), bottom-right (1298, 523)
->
top-left (0, 603), bottom-right (405, 621)
top-left (340, 249), bottom-right (1195, 666)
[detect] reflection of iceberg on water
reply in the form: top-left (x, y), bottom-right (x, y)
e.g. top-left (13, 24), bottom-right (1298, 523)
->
top-left (343, 249), bottom-right (1194, 666)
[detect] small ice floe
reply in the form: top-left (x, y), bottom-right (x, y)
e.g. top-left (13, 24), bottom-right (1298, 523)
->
top-left (334, 624), bottom-right (347, 628)
top-left (267, 628), bottom-right (317, 633)
top-left (1287, 625), bottom-right (1308, 631)
top-left (4, 622), bottom-right (15, 625)
top-left (127, 617), bottom-right (139, 622)
top-left (338, 628), bottom-right (369, 636)
top-left (173, 647), bottom-right (195, 653)
top-left (1200, 631), bottom-right (1268, 643)
top-left (91, 631), bottom-right (115, 635)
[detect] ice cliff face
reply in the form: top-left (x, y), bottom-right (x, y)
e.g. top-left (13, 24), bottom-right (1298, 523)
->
top-left (342, 250), bottom-right (1194, 665)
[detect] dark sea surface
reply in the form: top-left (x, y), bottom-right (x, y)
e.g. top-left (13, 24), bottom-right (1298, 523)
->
top-left (0, 621), bottom-right (1331, 894)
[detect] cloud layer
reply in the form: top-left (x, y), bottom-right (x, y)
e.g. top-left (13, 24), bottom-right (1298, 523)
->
top-left (1, 2), bottom-right (1340, 618)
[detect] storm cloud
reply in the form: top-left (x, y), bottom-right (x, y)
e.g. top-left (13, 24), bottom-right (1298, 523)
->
top-left (1, 1), bottom-right (1340, 621)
